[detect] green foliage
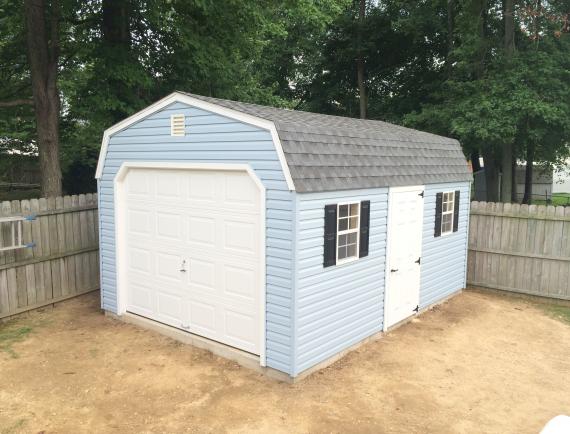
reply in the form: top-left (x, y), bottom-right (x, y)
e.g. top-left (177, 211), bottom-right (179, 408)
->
top-left (0, 0), bottom-right (568, 196)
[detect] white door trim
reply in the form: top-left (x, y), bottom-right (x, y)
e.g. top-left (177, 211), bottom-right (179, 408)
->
top-left (96, 92), bottom-right (296, 192)
top-left (383, 185), bottom-right (424, 331)
top-left (113, 161), bottom-right (267, 366)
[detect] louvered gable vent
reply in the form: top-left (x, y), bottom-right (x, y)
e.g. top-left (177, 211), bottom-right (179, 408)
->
top-left (170, 114), bottom-right (186, 136)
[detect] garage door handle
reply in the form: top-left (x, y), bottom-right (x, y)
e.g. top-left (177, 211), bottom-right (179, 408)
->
top-left (180, 260), bottom-right (187, 273)
top-left (390, 268), bottom-right (398, 273)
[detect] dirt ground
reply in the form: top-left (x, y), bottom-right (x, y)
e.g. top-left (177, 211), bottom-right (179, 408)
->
top-left (1, 290), bottom-right (569, 434)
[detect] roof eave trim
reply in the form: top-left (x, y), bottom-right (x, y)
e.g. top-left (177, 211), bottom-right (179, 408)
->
top-left (94, 91), bottom-right (296, 192)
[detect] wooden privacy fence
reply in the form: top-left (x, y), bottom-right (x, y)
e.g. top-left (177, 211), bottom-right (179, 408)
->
top-left (467, 201), bottom-right (570, 300)
top-left (0, 194), bottom-right (99, 319)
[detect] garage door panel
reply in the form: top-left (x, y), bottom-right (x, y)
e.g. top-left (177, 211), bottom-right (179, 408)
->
top-left (223, 220), bottom-right (258, 256)
top-left (188, 258), bottom-right (217, 292)
top-left (222, 264), bottom-right (257, 301)
top-left (156, 251), bottom-right (187, 283)
top-left (124, 167), bottom-right (261, 355)
top-left (129, 282), bottom-right (154, 315)
top-left (156, 291), bottom-right (184, 326)
top-left (188, 300), bottom-right (217, 335)
top-left (188, 172), bottom-right (218, 203)
top-left (156, 170), bottom-right (183, 199)
top-left (223, 309), bottom-right (258, 350)
top-left (187, 215), bottom-right (217, 247)
top-left (128, 247), bottom-right (152, 275)
top-left (127, 209), bottom-right (153, 236)
top-left (156, 211), bottom-right (183, 241)
top-left (127, 170), bottom-right (153, 198)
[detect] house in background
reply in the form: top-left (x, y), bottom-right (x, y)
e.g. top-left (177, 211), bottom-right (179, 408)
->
top-left (553, 162), bottom-right (570, 194)
top-left (473, 165), bottom-right (553, 202)
top-left (96, 92), bottom-right (472, 380)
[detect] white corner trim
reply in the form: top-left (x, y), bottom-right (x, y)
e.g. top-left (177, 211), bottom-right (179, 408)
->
top-left (95, 92), bottom-right (296, 192)
top-left (113, 161), bottom-right (267, 367)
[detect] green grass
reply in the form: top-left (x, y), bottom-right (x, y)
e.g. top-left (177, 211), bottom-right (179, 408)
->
top-left (541, 304), bottom-right (570, 326)
top-left (531, 193), bottom-right (570, 206)
top-left (0, 324), bottom-right (33, 358)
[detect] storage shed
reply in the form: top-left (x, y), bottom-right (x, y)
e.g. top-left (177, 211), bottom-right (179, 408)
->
top-left (96, 92), bottom-right (472, 380)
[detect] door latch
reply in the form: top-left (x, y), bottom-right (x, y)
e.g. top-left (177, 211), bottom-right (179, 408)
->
top-left (180, 260), bottom-right (187, 273)
top-left (390, 268), bottom-right (398, 273)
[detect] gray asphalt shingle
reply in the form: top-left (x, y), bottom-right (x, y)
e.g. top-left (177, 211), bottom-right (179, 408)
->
top-left (180, 92), bottom-right (472, 192)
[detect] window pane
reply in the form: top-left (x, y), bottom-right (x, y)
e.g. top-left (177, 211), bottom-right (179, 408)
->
top-left (338, 246), bottom-right (347, 260)
top-left (349, 216), bottom-right (359, 229)
top-left (338, 234), bottom-right (347, 246)
top-left (441, 214), bottom-right (452, 233)
top-left (339, 218), bottom-right (348, 231)
top-left (347, 244), bottom-right (357, 258)
top-left (350, 203), bottom-right (359, 216)
top-left (339, 205), bottom-right (348, 217)
top-left (347, 232), bottom-right (358, 244)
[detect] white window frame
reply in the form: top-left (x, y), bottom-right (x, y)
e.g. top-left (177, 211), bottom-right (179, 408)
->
top-left (0, 217), bottom-right (26, 252)
top-left (336, 202), bottom-right (360, 265)
top-left (441, 191), bottom-right (455, 236)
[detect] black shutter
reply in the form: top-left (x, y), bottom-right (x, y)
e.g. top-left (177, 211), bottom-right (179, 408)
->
top-left (434, 192), bottom-right (443, 237)
top-left (453, 190), bottom-right (460, 232)
top-left (359, 200), bottom-right (370, 258)
top-left (323, 204), bottom-right (337, 267)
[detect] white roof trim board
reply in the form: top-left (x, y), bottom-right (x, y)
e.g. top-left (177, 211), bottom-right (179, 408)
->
top-left (96, 91), bottom-right (472, 192)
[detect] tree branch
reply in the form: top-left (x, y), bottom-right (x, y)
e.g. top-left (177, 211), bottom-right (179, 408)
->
top-left (0, 99), bottom-right (34, 108)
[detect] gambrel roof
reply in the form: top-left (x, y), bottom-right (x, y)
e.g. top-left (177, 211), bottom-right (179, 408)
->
top-left (96, 91), bottom-right (472, 192)
top-left (181, 92), bottom-right (472, 192)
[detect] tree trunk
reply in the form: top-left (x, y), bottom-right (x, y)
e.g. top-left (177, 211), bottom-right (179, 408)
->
top-left (500, 0), bottom-right (515, 202)
top-left (471, 151), bottom-right (481, 172)
top-left (24, 0), bottom-right (62, 197)
top-left (102, 0), bottom-right (132, 123)
top-left (446, 0), bottom-right (455, 75)
top-left (357, 0), bottom-right (366, 119)
top-left (522, 144), bottom-right (534, 204)
top-left (511, 151), bottom-right (518, 202)
top-left (483, 149), bottom-right (500, 202)
top-left (504, 0), bottom-right (515, 54)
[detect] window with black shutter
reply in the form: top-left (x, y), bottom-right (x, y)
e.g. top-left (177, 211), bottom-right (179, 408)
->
top-left (435, 190), bottom-right (460, 237)
top-left (323, 204), bottom-right (337, 267)
top-left (359, 200), bottom-right (370, 258)
top-left (323, 200), bottom-right (371, 267)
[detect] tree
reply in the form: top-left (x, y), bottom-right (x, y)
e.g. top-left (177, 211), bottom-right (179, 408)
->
top-left (24, 0), bottom-right (62, 197)
top-left (357, 0), bottom-right (366, 118)
top-left (500, 0), bottom-right (515, 202)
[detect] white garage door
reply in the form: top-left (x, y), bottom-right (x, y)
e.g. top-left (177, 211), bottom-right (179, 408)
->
top-left (122, 167), bottom-right (262, 355)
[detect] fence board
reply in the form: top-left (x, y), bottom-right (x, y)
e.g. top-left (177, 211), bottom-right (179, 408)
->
top-left (468, 201), bottom-right (570, 300)
top-left (0, 193), bottom-right (99, 319)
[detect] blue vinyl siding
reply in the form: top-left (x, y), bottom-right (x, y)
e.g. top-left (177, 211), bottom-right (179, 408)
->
top-left (98, 101), bottom-right (294, 374)
top-left (293, 188), bottom-right (388, 375)
top-left (419, 182), bottom-right (470, 308)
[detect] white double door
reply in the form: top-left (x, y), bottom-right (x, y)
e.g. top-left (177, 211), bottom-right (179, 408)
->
top-left (385, 186), bottom-right (424, 328)
top-left (122, 167), bottom-right (262, 355)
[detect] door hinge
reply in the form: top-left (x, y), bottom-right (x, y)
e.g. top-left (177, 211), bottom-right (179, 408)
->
top-left (413, 305), bottom-right (419, 313)
top-left (418, 191), bottom-right (424, 198)
top-left (415, 257), bottom-right (421, 265)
